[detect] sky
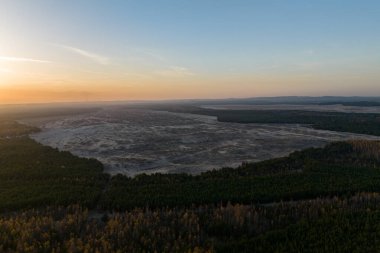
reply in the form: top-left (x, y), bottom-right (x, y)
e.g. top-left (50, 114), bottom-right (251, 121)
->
top-left (0, 0), bottom-right (379, 104)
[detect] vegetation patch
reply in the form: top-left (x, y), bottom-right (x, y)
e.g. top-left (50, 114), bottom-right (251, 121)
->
top-left (101, 141), bottom-right (380, 209)
top-left (154, 105), bottom-right (380, 136)
top-left (0, 135), bottom-right (108, 211)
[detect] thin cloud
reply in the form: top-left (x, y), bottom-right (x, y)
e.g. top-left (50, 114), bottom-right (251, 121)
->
top-left (294, 61), bottom-right (323, 70)
top-left (56, 44), bottom-right (109, 65)
top-left (135, 48), bottom-right (167, 62)
top-left (0, 68), bottom-right (12, 73)
top-left (155, 66), bottom-right (195, 77)
top-left (303, 49), bottom-right (315, 56)
top-left (124, 72), bottom-right (152, 79)
top-left (0, 56), bottom-right (51, 63)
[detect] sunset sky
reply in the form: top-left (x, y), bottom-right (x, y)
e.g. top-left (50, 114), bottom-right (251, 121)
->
top-left (1, 0), bottom-right (379, 104)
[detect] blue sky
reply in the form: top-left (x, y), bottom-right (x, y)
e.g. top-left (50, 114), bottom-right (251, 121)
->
top-left (0, 0), bottom-right (379, 103)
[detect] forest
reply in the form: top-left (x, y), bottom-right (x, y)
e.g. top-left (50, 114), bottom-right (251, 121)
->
top-left (319, 101), bottom-right (380, 107)
top-left (2, 194), bottom-right (380, 252)
top-left (147, 105), bottom-right (380, 136)
top-left (1, 120), bottom-right (380, 252)
top-left (214, 110), bottom-right (380, 136)
top-left (101, 140), bottom-right (380, 209)
top-left (0, 121), bottom-right (108, 211)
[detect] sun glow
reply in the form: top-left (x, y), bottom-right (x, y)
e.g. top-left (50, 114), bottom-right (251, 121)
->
top-left (0, 1), bottom-right (379, 104)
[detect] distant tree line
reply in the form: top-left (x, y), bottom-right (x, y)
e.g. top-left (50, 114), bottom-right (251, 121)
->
top-left (153, 106), bottom-right (380, 136)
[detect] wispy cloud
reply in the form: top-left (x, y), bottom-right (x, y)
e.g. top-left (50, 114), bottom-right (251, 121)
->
top-left (135, 48), bottom-right (167, 62)
top-left (303, 49), bottom-right (316, 56)
top-left (124, 72), bottom-right (152, 79)
top-left (0, 56), bottom-right (50, 63)
top-left (155, 66), bottom-right (195, 77)
top-left (56, 44), bottom-right (109, 65)
top-left (0, 68), bottom-right (12, 73)
top-left (294, 61), bottom-right (323, 70)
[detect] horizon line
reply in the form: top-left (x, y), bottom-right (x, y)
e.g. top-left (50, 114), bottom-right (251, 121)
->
top-left (1, 95), bottom-right (380, 107)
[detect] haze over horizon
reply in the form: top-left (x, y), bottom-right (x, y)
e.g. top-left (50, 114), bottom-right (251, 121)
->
top-left (1, 0), bottom-right (379, 104)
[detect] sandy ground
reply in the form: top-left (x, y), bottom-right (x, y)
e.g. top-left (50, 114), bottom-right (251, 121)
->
top-left (24, 107), bottom-right (380, 176)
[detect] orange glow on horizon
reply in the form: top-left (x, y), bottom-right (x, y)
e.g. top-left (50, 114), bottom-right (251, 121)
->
top-left (1, 57), bottom-right (379, 105)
